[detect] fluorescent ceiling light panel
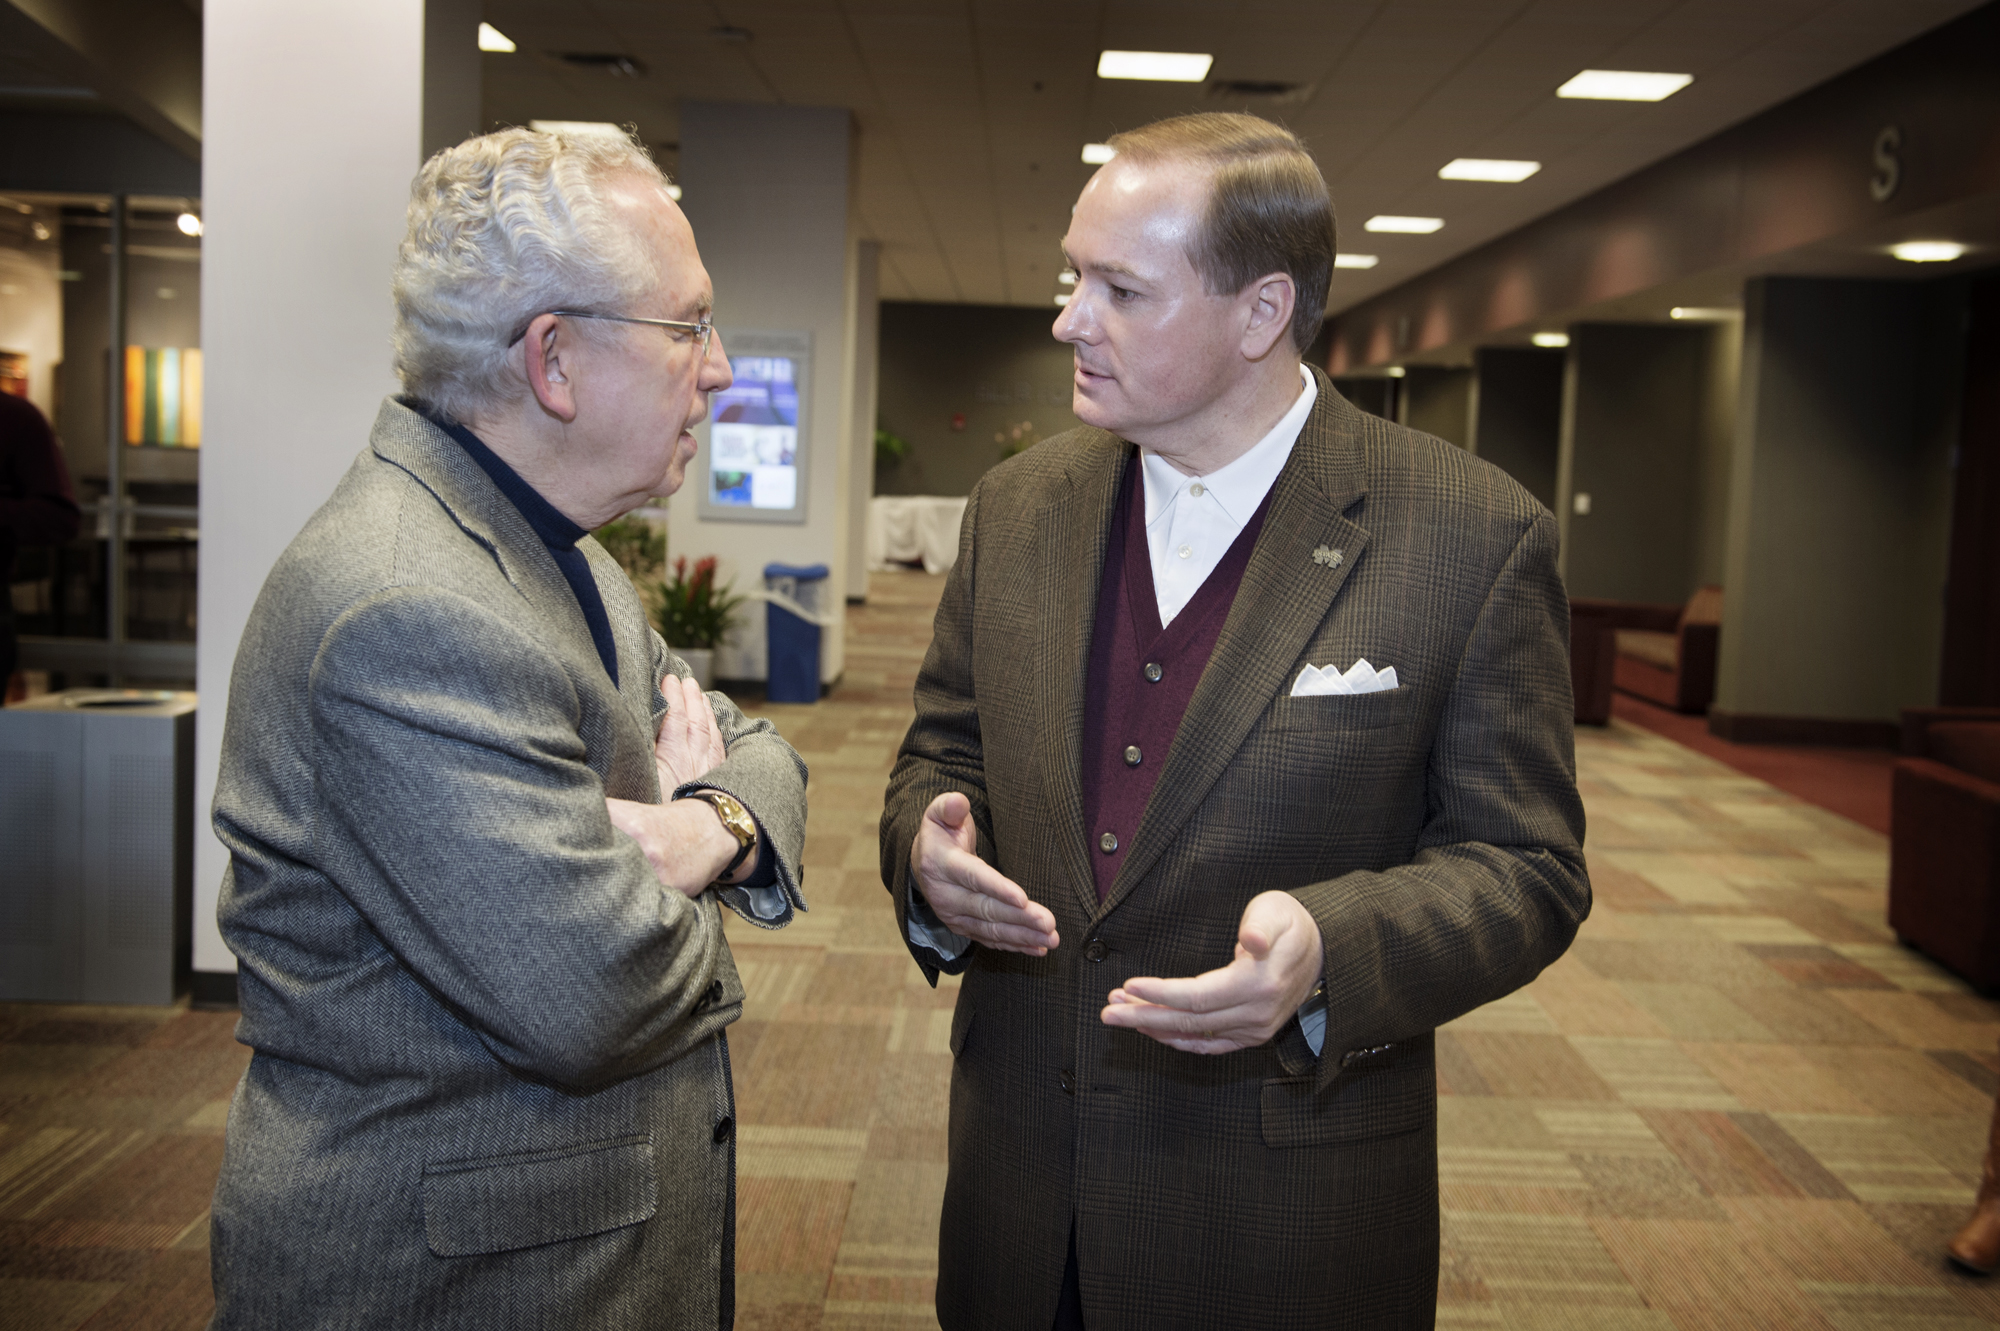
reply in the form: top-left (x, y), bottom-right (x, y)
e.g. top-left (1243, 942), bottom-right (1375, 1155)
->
top-left (478, 23), bottom-right (516, 53)
top-left (1384, 366), bottom-right (1405, 378)
top-left (1081, 143), bottom-right (1117, 165)
top-left (1097, 50), bottom-right (1213, 82)
top-left (1439, 158), bottom-right (1541, 183)
top-left (1058, 271), bottom-right (1077, 285)
top-left (529, 120), bottom-right (627, 138)
top-left (1053, 293), bottom-right (1071, 306)
top-left (1364, 216), bottom-right (1443, 234)
top-left (1333, 254), bottom-right (1379, 269)
top-left (1670, 306), bottom-right (1738, 320)
top-left (176, 212), bottom-right (202, 237)
top-left (1531, 332), bottom-right (1570, 348)
top-left (1890, 240), bottom-right (1966, 263)
top-left (1557, 70), bottom-right (1692, 101)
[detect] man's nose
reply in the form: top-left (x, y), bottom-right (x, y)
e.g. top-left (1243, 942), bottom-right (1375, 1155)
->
top-left (1052, 292), bottom-right (1090, 342)
top-left (701, 331), bottom-right (734, 391)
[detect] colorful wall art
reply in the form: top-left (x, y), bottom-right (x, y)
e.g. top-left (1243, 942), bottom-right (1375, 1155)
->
top-left (124, 345), bottom-right (202, 447)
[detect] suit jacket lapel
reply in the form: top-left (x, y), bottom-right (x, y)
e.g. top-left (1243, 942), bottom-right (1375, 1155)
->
top-left (1098, 372), bottom-right (1372, 918)
top-left (1035, 435), bottom-right (1129, 918)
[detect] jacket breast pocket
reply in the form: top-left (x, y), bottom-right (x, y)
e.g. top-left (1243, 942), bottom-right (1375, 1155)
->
top-left (422, 1134), bottom-right (658, 1257)
top-left (1265, 683), bottom-right (1417, 734)
top-left (1259, 1041), bottom-right (1433, 1148)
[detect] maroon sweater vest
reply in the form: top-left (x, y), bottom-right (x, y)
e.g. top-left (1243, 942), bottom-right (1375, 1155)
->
top-left (1080, 456), bottom-right (1275, 901)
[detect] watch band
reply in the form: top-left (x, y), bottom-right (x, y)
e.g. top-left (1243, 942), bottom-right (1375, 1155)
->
top-left (684, 788), bottom-right (756, 877)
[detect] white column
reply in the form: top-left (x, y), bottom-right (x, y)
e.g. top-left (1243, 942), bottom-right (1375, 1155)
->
top-left (667, 102), bottom-right (858, 685)
top-left (193, 0), bottom-right (428, 975)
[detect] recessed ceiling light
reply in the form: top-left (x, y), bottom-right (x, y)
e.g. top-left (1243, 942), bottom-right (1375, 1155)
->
top-left (1365, 216), bottom-right (1443, 234)
top-left (176, 212), bottom-right (203, 237)
top-left (1054, 293), bottom-right (1071, 306)
top-left (1384, 366), bottom-right (1406, 378)
top-left (1890, 240), bottom-right (1967, 263)
top-left (1670, 306), bottom-right (1738, 320)
top-left (529, 120), bottom-right (628, 139)
top-left (1532, 332), bottom-right (1569, 348)
top-left (1556, 70), bottom-right (1692, 101)
top-left (1081, 143), bottom-right (1117, 165)
top-left (1334, 254), bottom-right (1379, 269)
top-left (665, 184), bottom-right (683, 201)
top-left (477, 23), bottom-right (516, 53)
top-left (1058, 271), bottom-right (1076, 285)
top-left (1438, 158), bottom-right (1541, 183)
top-left (1097, 50), bottom-right (1213, 82)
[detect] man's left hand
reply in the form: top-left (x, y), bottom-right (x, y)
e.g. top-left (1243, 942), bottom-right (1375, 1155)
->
top-left (1099, 890), bottom-right (1323, 1055)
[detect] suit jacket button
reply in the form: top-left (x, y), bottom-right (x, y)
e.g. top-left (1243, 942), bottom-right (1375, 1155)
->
top-left (1084, 940), bottom-right (1108, 963)
top-left (1098, 832), bottom-right (1118, 853)
top-left (1123, 745), bottom-right (1141, 766)
top-left (1143, 662), bottom-right (1163, 682)
top-left (713, 1116), bottom-right (734, 1143)
top-left (1059, 1069), bottom-right (1074, 1095)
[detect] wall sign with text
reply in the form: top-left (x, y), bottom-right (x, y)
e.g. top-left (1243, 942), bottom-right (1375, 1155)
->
top-left (699, 329), bottom-right (811, 525)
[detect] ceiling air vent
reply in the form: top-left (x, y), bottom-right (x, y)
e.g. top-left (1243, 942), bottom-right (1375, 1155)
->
top-left (558, 53), bottom-right (647, 78)
top-left (1208, 79), bottom-right (1313, 105)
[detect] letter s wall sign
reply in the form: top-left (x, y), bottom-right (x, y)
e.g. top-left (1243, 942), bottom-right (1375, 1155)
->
top-left (1870, 126), bottom-right (1901, 203)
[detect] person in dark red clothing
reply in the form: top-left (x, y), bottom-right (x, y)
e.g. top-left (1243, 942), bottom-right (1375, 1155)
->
top-left (0, 390), bottom-right (81, 689)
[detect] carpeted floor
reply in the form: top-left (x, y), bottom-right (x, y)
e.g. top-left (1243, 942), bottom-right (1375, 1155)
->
top-left (3, 569), bottom-right (1995, 1329)
top-left (1606, 691), bottom-right (1900, 836)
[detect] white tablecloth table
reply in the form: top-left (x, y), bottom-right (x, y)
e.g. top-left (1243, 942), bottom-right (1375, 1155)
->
top-left (866, 495), bottom-right (968, 575)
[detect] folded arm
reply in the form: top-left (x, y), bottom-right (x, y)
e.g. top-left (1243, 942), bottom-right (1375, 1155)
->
top-left (309, 587), bottom-right (742, 1092)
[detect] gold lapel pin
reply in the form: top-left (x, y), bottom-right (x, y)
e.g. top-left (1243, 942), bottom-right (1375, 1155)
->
top-left (1312, 546), bottom-right (1343, 568)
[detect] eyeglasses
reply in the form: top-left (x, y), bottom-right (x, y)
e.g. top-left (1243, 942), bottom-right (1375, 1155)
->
top-left (509, 310), bottom-right (715, 360)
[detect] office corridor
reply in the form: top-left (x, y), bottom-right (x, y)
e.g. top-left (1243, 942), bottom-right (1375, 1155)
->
top-left (2, 570), bottom-right (1996, 1329)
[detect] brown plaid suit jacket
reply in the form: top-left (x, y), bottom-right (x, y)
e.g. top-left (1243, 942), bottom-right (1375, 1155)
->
top-left (881, 370), bottom-right (1589, 1330)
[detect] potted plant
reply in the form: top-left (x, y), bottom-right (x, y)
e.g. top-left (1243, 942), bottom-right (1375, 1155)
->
top-left (658, 555), bottom-right (746, 689)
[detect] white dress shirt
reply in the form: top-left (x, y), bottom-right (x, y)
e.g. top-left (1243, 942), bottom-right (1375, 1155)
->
top-left (1141, 363), bottom-right (1317, 626)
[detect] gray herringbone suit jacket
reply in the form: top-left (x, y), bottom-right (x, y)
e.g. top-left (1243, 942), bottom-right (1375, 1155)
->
top-left (881, 370), bottom-right (1590, 1330)
top-left (209, 399), bottom-right (807, 1329)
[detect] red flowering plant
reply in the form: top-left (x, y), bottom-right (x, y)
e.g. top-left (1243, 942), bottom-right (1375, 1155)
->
top-left (658, 555), bottom-right (746, 650)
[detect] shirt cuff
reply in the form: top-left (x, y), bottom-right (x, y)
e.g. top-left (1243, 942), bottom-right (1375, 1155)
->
top-left (906, 881), bottom-right (972, 962)
top-left (1298, 988), bottom-right (1327, 1056)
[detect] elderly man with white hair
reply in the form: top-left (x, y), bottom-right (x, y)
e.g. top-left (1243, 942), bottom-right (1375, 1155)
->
top-left (206, 128), bottom-right (808, 1329)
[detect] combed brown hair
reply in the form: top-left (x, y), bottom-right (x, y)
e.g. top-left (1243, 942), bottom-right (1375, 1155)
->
top-left (1104, 112), bottom-right (1335, 353)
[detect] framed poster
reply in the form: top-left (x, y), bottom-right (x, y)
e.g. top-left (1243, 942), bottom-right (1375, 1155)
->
top-left (697, 329), bottom-right (809, 524)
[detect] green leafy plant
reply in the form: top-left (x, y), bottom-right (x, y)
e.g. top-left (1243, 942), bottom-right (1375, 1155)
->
top-left (875, 427), bottom-right (910, 469)
top-left (996, 419), bottom-right (1040, 459)
top-left (593, 514), bottom-right (667, 621)
top-left (658, 555), bottom-right (746, 650)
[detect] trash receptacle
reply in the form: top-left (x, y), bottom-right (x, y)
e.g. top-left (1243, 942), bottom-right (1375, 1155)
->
top-left (764, 562), bottom-right (831, 703)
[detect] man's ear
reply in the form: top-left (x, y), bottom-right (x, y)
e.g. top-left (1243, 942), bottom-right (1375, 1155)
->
top-left (1241, 273), bottom-right (1297, 361)
top-left (521, 312), bottom-right (580, 422)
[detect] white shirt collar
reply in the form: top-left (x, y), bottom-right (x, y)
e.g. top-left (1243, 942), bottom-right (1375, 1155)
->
top-left (1140, 363), bottom-right (1317, 528)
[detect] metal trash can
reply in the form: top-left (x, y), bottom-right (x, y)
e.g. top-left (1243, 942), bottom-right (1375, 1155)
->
top-left (763, 562), bottom-right (830, 703)
top-left (0, 689), bottom-right (195, 1004)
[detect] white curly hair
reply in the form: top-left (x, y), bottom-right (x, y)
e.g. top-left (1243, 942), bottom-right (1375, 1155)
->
top-left (392, 126), bottom-right (672, 421)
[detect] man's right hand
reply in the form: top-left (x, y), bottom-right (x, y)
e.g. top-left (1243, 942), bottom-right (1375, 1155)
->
top-left (912, 792), bottom-right (1059, 955)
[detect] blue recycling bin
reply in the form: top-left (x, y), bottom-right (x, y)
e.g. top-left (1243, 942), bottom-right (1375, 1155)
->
top-left (764, 562), bottom-right (830, 703)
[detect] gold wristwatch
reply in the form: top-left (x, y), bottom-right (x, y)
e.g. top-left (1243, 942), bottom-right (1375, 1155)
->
top-left (684, 788), bottom-right (757, 878)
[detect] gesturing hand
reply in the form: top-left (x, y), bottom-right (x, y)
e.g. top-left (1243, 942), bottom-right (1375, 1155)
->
top-left (1099, 890), bottom-right (1323, 1054)
top-left (654, 673), bottom-right (726, 791)
top-left (912, 792), bottom-right (1059, 955)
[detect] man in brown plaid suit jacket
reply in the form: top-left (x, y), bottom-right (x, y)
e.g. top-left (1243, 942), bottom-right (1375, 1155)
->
top-left (880, 113), bottom-right (1589, 1330)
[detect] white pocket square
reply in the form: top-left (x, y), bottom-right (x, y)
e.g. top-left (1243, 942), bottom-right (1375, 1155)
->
top-left (1291, 657), bottom-right (1399, 697)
